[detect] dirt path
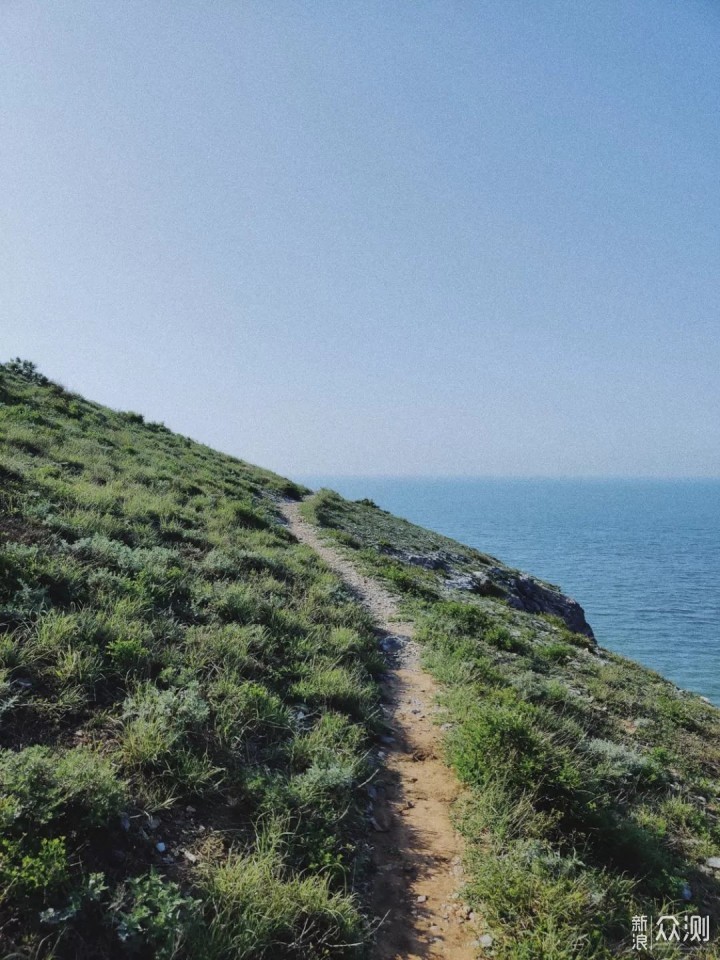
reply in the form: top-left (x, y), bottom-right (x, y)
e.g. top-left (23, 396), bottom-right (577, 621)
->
top-left (281, 501), bottom-right (478, 960)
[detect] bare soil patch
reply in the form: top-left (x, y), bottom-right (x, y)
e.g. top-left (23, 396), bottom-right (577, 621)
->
top-left (281, 501), bottom-right (478, 960)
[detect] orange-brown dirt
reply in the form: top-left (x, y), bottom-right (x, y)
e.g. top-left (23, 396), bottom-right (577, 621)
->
top-left (281, 501), bottom-right (479, 960)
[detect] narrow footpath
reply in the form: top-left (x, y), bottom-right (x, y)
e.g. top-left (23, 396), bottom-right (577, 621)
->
top-left (281, 501), bottom-right (478, 960)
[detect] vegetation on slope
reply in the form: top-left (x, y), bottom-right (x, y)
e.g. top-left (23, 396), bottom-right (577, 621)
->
top-left (303, 490), bottom-right (720, 959)
top-left (4, 357), bottom-right (719, 959)
top-left (0, 361), bottom-right (383, 959)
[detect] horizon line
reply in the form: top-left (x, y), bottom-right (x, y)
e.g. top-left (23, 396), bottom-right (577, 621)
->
top-left (294, 473), bottom-right (720, 482)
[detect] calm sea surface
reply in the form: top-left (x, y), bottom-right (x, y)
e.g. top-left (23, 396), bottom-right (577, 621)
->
top-left (302, 478), bottom-right (720, 706)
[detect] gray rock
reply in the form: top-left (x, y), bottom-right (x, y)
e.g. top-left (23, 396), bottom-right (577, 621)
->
top-left (492, 569), bottom-right (595, 639)
top-left (380, 636), bottom-right (404, 652)
top-left (444, 573), bottom-right (478, 592)
top-left (471, 572), bottom-right (507, 598)
top-left (381, 540), bottom-right (596, 639)
top-left (381, 546), bottom-right (470, 571)
top-left (479, 933), bottom-right (494, 948)
top-left (380, 546), bottom-right (446, 570)
top-left (405, 553), bottom-right (446, 570)
top-left (706, 856), bottom-right (720, 870)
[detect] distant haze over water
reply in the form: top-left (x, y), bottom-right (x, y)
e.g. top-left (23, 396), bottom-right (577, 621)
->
top-left (301, 477), bottom-right (720, 707)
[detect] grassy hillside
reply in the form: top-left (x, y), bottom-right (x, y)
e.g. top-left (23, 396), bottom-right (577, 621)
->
top-left (0, 361), bottom-right (383, 959)
top-left (2, 359), bottom-right (719, 959)
top-left (303, 490), bottom-right (720, 959)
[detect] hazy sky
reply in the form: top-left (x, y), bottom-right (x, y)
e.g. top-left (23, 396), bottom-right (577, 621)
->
top-left (2, 2), bottom-right (719, 478)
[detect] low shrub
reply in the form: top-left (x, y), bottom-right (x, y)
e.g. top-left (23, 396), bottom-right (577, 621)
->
top-left (448, 693), bottom-right (554, 792)
top-left (463, 834), bottom-right (633, 960)
top-left (112, 871), bottom-right (200, 960)
top-left (485, 624), bottom-right (529, 654)
top-left (0, 836), bottom-right (71, 905)
top-left (197, 836), bottom-right (364, 959)
top-left (292, 665), bottom-right (377, 721)
top-left (120, 682), bottom-right (221, 795)
top-left (0, 745), bottom-right (126, 833)
top-left (208, 678), bottom-right (290, 752)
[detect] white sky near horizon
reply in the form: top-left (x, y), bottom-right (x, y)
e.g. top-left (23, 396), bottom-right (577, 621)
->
top-left (1, 1), bottom-right (719, 479)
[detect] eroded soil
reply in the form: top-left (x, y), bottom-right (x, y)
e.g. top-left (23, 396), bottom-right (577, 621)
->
top-left (281, 501), bottom-right (478, 960)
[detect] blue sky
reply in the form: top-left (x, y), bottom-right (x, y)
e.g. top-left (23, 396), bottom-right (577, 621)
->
top-left (1, 1), bottom-right (719, 477)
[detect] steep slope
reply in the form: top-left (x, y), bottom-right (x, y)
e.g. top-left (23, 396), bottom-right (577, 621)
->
top-left (302, 490), bottom-right (720, 958)
top-left (0, 361), bottom-right (383, 959)
top-left (2, 360), bottom-right (720, 960)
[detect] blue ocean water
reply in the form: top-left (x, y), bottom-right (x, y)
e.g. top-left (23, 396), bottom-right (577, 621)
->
top-left (302, 477), bottom-right (720, 706)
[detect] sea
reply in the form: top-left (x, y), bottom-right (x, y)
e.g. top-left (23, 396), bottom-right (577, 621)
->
top-left (301, 477), bottom-right (720, 707)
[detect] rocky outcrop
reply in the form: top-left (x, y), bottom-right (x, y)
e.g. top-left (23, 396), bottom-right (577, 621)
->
top-left (445, 570), bottom-right (506, 598)
top-left (381, 545), bottom-right (595, 641)
top-left (380, 547), bottom-right (472, 572)
top-left (444, 566), bottom-right (595, 640)
top-left (489, 568), bottom-right (595, 640)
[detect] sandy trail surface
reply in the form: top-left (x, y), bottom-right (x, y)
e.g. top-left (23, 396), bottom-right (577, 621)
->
top-left (281, 501), bottom-right (478, 960)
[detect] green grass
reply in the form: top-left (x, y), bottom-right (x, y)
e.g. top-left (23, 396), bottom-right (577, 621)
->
top-left (5, 360), bottom-right (720, 959)
top-left (303, 490), bottom-right (720, 959)
top-left (0, 361), bottom-right (379, 959)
